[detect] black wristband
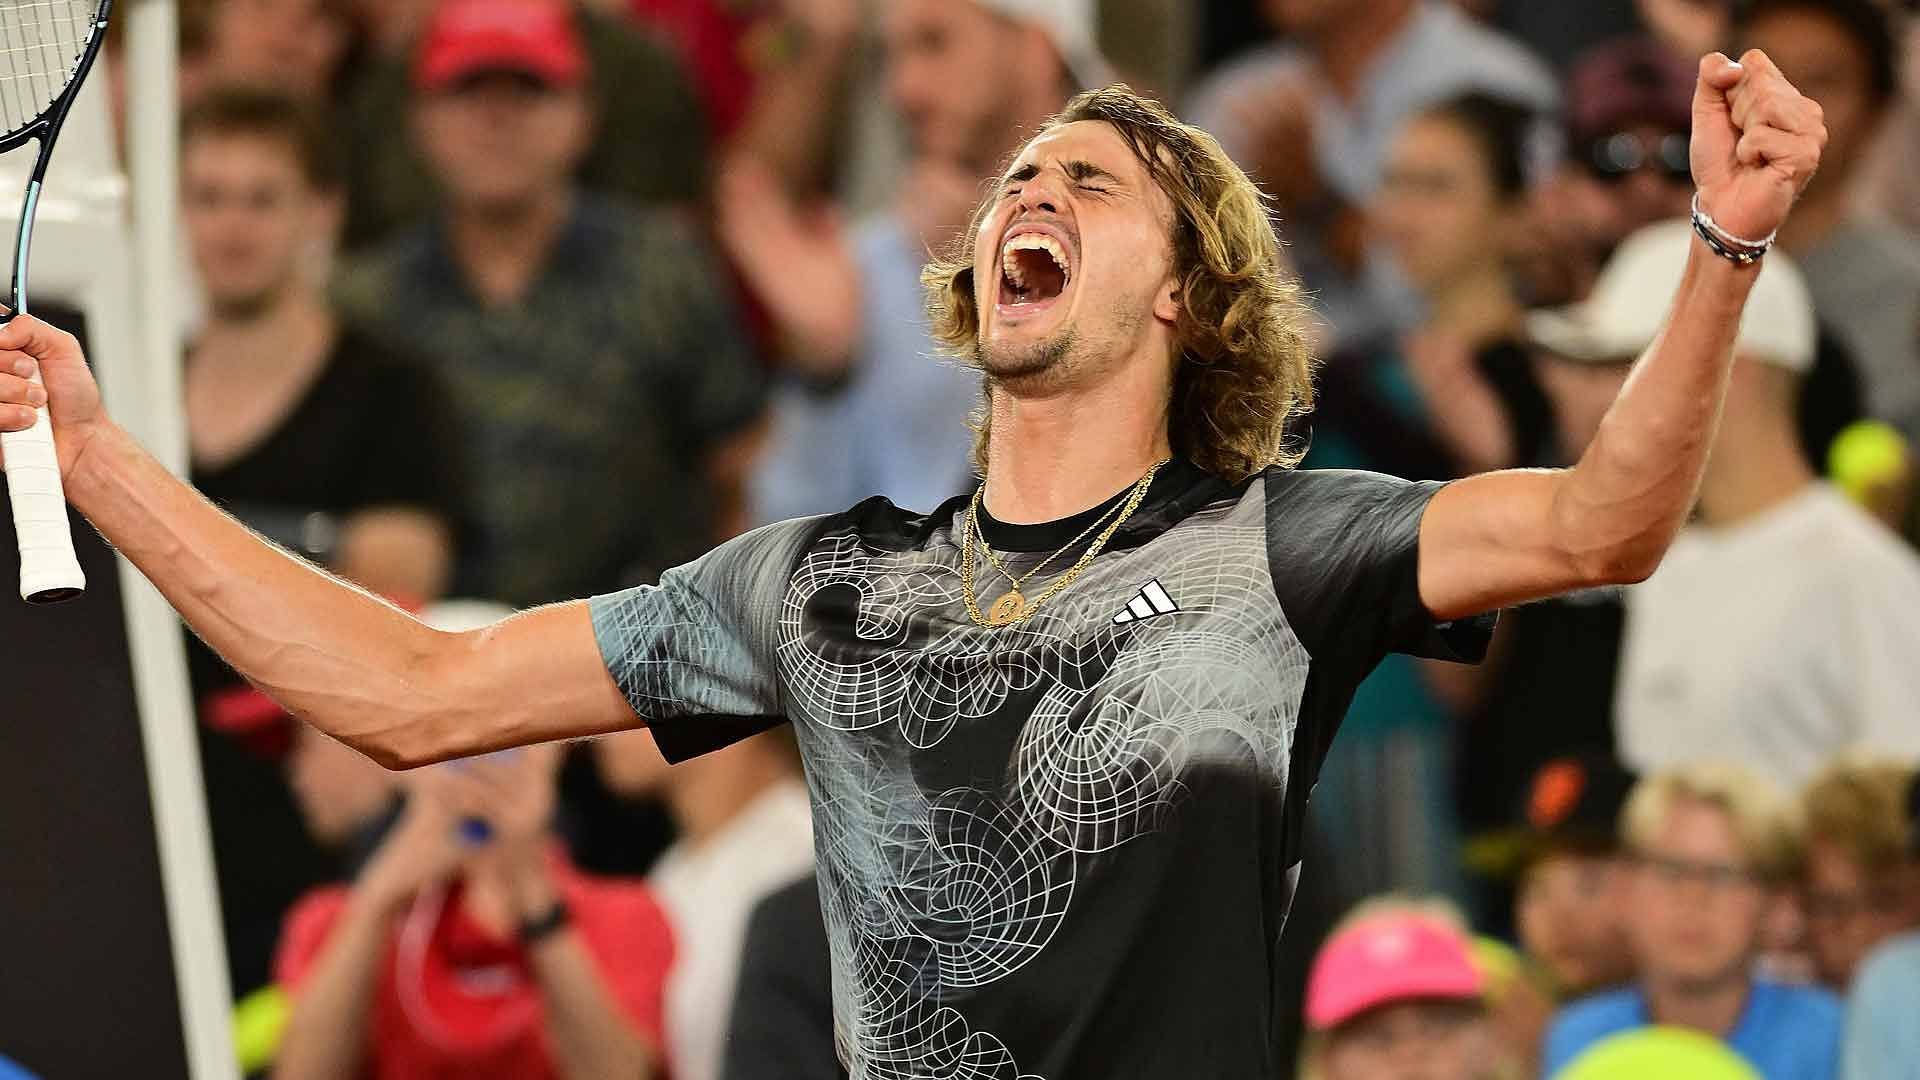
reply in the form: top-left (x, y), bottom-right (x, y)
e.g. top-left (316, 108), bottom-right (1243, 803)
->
top-left (518, 898), bottom-right (571, 945)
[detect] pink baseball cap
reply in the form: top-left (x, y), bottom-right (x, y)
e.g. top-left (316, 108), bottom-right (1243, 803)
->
top-left (414, 0), bottom-right (588, 92)
top-left (1305, 912), bottom-right (1485, 1031)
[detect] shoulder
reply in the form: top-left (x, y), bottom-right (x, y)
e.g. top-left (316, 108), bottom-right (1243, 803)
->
top-left (821, 493), bottom-right (970, 553)
top-left (568, 873), bottom-right (674, 941)
top-left (1756, 979), bottom-right (1844, 1022)
top-left (1804, 490), bottom-right (1920, 586)
top-left (1856, 932), bottom-right (1920, 996)
top-left (1260, 466), bottom-right (1445, 525)
top-left (272, 886), bottom-right (354, 987)
top-left (1546, 990), bottom-right (1643, 1057)
top-left (334, 229), bottom-right (435, 310)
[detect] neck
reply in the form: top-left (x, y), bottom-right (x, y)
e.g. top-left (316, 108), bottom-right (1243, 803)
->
top-left (1310, 0), bottom-right (1418, 98)
top-left (667, 754), bottom-right (794, 850)
top-left (447, 187), bottom-right (574, 306)
top-left (1696, 422), bottom-right (1814, 525)
top-left (1643, 972), bottom-right (1752, 1038)
top-left (1425, 262), bottom-right (1521, 347)
top-left (982, 363), bottom-right (1173, 523)
top-left (194, 289), bottom-right (333, 373)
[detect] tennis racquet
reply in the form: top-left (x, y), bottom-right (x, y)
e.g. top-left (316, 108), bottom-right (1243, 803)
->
top-left (0, 0), bottom-right (111, 604)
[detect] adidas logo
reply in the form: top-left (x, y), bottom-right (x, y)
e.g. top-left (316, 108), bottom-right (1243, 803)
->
top-left (1112, 579), bottom-right (1180, 625)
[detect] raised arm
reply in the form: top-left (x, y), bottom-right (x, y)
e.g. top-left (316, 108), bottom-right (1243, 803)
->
top-left (0, 319), bottom-right (632, 769)
top-left (1418, 51), bottom-right (1827, 622)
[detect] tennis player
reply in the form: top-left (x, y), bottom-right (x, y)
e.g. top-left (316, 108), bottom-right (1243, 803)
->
top-left (0, 53), bottom-right (1823, 1079)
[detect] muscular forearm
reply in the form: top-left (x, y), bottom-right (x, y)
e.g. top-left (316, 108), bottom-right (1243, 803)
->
top-left (1552, 242), bottom-right (1758, 579)
top-left (274, 891), bottom-right (394, 1080)
top-left (65, 423), bottom-right (635, 767)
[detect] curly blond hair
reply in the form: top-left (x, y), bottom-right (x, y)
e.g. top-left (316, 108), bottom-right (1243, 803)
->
top-left (922, 86), bottom-right (1316, 482)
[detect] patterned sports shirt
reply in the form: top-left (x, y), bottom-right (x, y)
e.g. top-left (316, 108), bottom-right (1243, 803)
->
top-left (590, 462), bottom-right (1491, 1079)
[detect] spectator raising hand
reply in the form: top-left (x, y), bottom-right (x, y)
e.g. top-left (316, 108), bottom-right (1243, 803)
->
top-left (716, 158), bottom-right (864, 377)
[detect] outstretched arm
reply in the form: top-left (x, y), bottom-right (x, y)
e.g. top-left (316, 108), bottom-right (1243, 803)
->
top-left (1418, 51), bottom-right (1827, 622)
top-left (0, 321), bottom-right (633, 768)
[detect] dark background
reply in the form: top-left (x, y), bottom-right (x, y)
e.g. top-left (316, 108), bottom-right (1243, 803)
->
top-left (0, 305), bottom-right (191, 1080)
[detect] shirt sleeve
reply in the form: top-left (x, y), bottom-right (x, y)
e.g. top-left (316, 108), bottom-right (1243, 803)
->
top-left (1842, 941), bottom-right (1920, 1080)
top-left (589, 516), bottom-right (821, 762)
top-left (1264, 468), bottom-right (1495, 668)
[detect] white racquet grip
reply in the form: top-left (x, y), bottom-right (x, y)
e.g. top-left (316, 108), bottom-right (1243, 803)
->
top-left (2, 381), bottom-right (84, 602)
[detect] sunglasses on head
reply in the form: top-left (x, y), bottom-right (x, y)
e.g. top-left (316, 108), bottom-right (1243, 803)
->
top-left (1585, 131), bottom-right (1691, 183)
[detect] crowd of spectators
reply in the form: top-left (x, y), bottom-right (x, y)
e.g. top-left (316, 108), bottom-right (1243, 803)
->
top-left (22, 0), bottom-right (1920, 1076)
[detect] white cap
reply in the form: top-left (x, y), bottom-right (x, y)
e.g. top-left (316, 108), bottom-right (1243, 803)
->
top-left (1527, 219), bottom-right (1816, 373)
top-left (973, 0), bottom-right (1115, 90)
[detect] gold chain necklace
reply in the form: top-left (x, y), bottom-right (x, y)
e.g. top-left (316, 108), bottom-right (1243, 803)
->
top-left (976, 492), bottom-right (1128, 595)
top-left (961, 459), bottom-right (1169, 628)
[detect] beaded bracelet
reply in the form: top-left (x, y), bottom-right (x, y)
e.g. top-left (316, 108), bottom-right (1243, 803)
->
top-left (1690, 192), bottom-right (1775, 267)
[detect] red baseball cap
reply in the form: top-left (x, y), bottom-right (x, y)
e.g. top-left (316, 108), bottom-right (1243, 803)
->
top-left (414, 0), bottom-right (588, 92)
top-left (1304, 911), bottom-right (1485, 1031)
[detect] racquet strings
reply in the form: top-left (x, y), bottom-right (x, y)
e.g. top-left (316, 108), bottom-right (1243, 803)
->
top-left (0, 1), bottom-right (99, 138)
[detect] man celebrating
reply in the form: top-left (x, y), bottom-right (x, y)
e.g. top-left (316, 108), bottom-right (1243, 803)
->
top-left (0, 53), bottom-right (1824, 1080)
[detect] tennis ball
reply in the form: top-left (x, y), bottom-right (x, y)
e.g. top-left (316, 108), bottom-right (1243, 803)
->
top-left (1554, 1027), bottom-right (1761, 1080)
top-left (1828, 420), bottom-right (1911, 503)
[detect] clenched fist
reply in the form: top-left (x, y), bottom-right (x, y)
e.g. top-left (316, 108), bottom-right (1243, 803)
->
top-left (0, 314), bottom-right (108, 479)
top-left (1691, 49), bottom-right (1828, 243)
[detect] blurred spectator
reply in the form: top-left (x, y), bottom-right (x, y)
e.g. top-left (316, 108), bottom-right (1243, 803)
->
top-left (1838, 775), bottom-right (1920, 1080)
top-left (1738, 0), bottom-right (1920, 445)
top-left (1798, 756), bottom-right (1920, 989)
top-left (1100, 0), bottom-right (1198, 102)
top-left (597, 730), bottom-right (812, 1080)
top-left (1185, 0), bottom-right (1556, 345)
top-left (338, 0), bottom-right (708, 249)
top-left (1529, 37), bottom-right (1697, 306)
top-left (1297, 91), bottom-right (1555, 912)
top-left (1311, 92), bottom-right (1556, 479)
top-left (179, 86), bottom-right (467, 1003)
top-left (1852, 3), bottom-right (1920, 237)
top-left (1527, 220), bottom-right (1920, 789)
top-left (1301, 897), bottom-right (1503, 1080)
top-left (633, 0), bottom-right (863, 197)
top-left (335, 0), bottom-right (764, 607)
top-left (1503, 756), bottom-right (1640, 1000)
top-left (274, 743), bottom-right (672, 1079)
top-left (180, 0), bottom-right (358, 104)
top-left (1466, 0), bottom-right (1640, 72)
top-left (1638, 0), bottom-right (1734, 57)
top-left (721, 874), bottom-right (843, 1080)
top-left (731, 0), bottom-right (1100, 521)
top-left (1543, 763), bottom-right (1842, 1080)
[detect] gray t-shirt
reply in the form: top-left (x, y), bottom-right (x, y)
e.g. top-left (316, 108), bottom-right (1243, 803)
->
top-left (1798, 220), bottom-right (1920, 442)
top-left (590, 463), bottom-right (1490, 1080)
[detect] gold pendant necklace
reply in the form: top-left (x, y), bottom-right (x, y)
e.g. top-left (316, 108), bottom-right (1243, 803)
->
top-left (961, 459), bottom-right (1170, 629)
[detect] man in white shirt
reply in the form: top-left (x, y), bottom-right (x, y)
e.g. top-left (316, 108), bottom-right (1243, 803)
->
top-left (1529, 219), bottom-right (1920, 790)
top-left (596, 728), bottom-right (813, 1080)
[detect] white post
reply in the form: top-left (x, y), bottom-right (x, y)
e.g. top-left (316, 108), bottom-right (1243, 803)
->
top-left (119, 1), bottom-right (239, 1077)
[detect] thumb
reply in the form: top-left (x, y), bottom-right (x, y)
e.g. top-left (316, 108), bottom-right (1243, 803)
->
top-left (1695, 52), bottom-right (1744, 111)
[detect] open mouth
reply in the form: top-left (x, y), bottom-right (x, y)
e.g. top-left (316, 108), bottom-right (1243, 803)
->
top-left (999, 231), bottom-right (1072, 311)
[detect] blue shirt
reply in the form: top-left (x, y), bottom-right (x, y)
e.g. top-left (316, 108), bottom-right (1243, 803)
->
top-left (0, 1055), bottom-right (37, 1080)
top-left (1543, 980), bottom-right (1843, 1080)
top-left (1843, 931), bottom-right (1920, 1080)
top-left (750, 215), bottom-right (982, 524)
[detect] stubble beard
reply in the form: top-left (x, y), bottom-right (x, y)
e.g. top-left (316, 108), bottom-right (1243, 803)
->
top-left (976, 329), bottom-right (1078, 392)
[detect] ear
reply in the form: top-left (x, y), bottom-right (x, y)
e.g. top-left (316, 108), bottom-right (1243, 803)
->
top-left (1153, 275), bottom-right (1181, 325)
